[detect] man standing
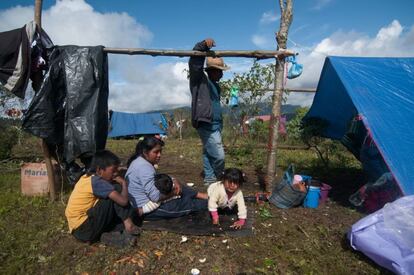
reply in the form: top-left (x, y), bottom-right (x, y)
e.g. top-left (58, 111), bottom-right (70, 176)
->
top-left (189, 38), bottom-right (229, 185)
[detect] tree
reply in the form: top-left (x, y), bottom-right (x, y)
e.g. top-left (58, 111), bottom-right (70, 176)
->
top-left (265, 0), bottom-right (293, 192)
top-left (221, 61), bottom-right (274, 114)
top-left (220, 61), bottom-right (276, 143)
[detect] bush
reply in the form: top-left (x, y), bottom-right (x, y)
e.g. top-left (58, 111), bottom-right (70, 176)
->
top-left (249, 120), bottom-right (269, 143)
top-left (0, 125), bottom-right (19, 160)
top-left (286, 107), bottom-right (309, 142)
top-left (286, 107), bottom-right (357, 168)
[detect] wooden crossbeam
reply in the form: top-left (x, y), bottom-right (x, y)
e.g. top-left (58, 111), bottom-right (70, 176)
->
top-left (103, 48), bottom-right (295, 59)
top-left (243, 88), bottom-right (316, 93)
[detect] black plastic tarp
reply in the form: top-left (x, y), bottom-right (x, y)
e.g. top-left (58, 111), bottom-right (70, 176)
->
top-left (22, 45), bottom-right (109, 164)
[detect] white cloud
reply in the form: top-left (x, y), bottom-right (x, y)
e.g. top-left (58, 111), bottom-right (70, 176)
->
top-left (0, 5), bottom-right (34, 31)
top-left (1, 2), bottom-right (414, 111)
top-left (312, 0), bottom-right (333, 11)
top-left (251, 34), bottom-right (271, 49)
top-left (285, 20), bottom-right (414, 106)
top-left (0, 0), bottom-right (153, 47)
top-left (108, 58), bottom-right (189, 112)
top-left (45, 1), bottom-right (152, 47)
top-left (260, 11), bottom-right (279, 25)
top-left (0, 0), bottom-right (188, 113)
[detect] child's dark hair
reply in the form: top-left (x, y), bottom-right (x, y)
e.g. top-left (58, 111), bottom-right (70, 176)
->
top-left (154, 173), bottom-right (173, 195)
top-left (127, 136), bottom-right (164, 167)
top-left (87, 150), bottom-right (120, 175)
top-left (222, 168), bottom-right (245, 186)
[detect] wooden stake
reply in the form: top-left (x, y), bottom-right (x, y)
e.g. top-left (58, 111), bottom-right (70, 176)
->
top-left (34, 0), bottom-right (57, 201)
top-left (42, 140), bottom-right (56, 201)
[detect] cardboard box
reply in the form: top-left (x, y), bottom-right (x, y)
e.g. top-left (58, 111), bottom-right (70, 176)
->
top-left (21, 163), bottom-right (49, 196)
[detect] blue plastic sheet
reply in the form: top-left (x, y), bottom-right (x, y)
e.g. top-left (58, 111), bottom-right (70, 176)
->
top-left (108, 111), bottom-right (166, 138)
top-left (305, 57), bottom-right (414, 195)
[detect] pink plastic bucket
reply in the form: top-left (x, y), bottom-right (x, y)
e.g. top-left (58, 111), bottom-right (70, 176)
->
top-left (319, 183), bottom-right (332, 204)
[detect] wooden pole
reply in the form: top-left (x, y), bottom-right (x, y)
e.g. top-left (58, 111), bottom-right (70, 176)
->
top-left (42, 140), bottom-right (56, 201)
top-left (265, 0), bottom-right (294, 192)
top-left (34, 0), bottom-right (42, 28)
top-left (34, 0), bottom-right (56, 201)
top-left (285, 88), bottom-right (316, 93)
top-left (241, 88), bottom-right (316, 93)
top-left (103, 48), bottom-right (294, 59)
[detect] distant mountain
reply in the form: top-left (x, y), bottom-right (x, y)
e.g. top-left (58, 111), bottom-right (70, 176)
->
top-left (281, 104), bottom-right (302, 115)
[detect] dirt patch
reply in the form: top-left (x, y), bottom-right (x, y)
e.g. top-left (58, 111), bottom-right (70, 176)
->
top-left (0, 139), bottom-right (391, 274)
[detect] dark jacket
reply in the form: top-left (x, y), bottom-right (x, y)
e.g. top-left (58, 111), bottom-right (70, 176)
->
top-left (189, 40), bottom-right (222, 129)
top-left (0, 23), bottom-right (32, 98)
top-left (0, 22), bottom-right (53, 98)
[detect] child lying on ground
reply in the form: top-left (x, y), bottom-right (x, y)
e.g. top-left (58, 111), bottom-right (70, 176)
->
top-left (139, 173), bottom-right (176, 214)
top-left (207, 168), bottom-right (247, 229)
top-left (65, 150), bottom-right (140, 247)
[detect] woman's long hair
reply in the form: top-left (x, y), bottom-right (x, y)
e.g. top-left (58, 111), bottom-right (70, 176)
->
top-left (127, 136), bottom-right (164, 167)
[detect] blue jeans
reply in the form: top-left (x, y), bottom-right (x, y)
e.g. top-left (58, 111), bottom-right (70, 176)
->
top-left (197, 127), bottom-right (225, 183)
top-left (144, 186), bottom-right (207, 220)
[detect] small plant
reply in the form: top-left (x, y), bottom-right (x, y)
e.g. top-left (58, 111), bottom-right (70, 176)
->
top-left (263, 257), bottom-right (277, 269)
top-left (259, 204), bottom-right (273, 219)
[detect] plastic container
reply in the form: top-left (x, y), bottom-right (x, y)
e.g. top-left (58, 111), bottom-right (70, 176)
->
top-left (319, 183), bottom-right (332, 204)
top-left (269, 170), bottom-right (306, 209)
top-left (303, 186), bottom-right (321, 208)
top-left (21, 163), bottom-right (49, 196)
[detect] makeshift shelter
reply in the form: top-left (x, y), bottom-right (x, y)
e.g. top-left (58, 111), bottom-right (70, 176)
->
top-left (108, 111), bottom-right (167, 138)
top-left (305, 56), bottom-right (414, 196)
top-left (2, 0), bottom-right (294, 199)
top-left (22, 45), bottom-right (109, 165)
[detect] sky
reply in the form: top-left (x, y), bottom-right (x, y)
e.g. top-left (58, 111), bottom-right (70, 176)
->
top-left (1, 0), bottom-right (414, 113)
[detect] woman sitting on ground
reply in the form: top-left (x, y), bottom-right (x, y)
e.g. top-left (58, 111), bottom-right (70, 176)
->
top-left (126, 136), bottom-right (208, 220)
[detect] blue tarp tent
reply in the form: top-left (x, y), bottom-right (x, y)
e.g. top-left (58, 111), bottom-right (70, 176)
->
top-left (305, 56), bottom-right (414, 195)
top-left (108, 111), bottom-right (167, 138)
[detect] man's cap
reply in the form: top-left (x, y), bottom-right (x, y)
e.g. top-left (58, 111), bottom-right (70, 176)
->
top-left (205, 57), bottom-right (230, 71)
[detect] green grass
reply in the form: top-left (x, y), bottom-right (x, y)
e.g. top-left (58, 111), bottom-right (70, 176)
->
top-left (0, 136), bottom-right (389, 274)
top-left (0, 173), bottom-right (65, 273)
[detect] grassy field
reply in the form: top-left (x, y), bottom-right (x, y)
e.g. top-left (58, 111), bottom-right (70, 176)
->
top-left (0, 136), bottom-right (390, 274)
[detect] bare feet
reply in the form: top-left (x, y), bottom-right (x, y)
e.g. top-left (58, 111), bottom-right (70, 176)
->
top-left (124, 218), bottom-right (141, 235)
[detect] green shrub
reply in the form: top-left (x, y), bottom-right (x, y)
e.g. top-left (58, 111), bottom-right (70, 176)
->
top-left (286, 107), bottom-right (309, 142)
top-left (0, 125), bottom-right (19, 160)
top-left (249, 120), bottom-right (269, 143)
